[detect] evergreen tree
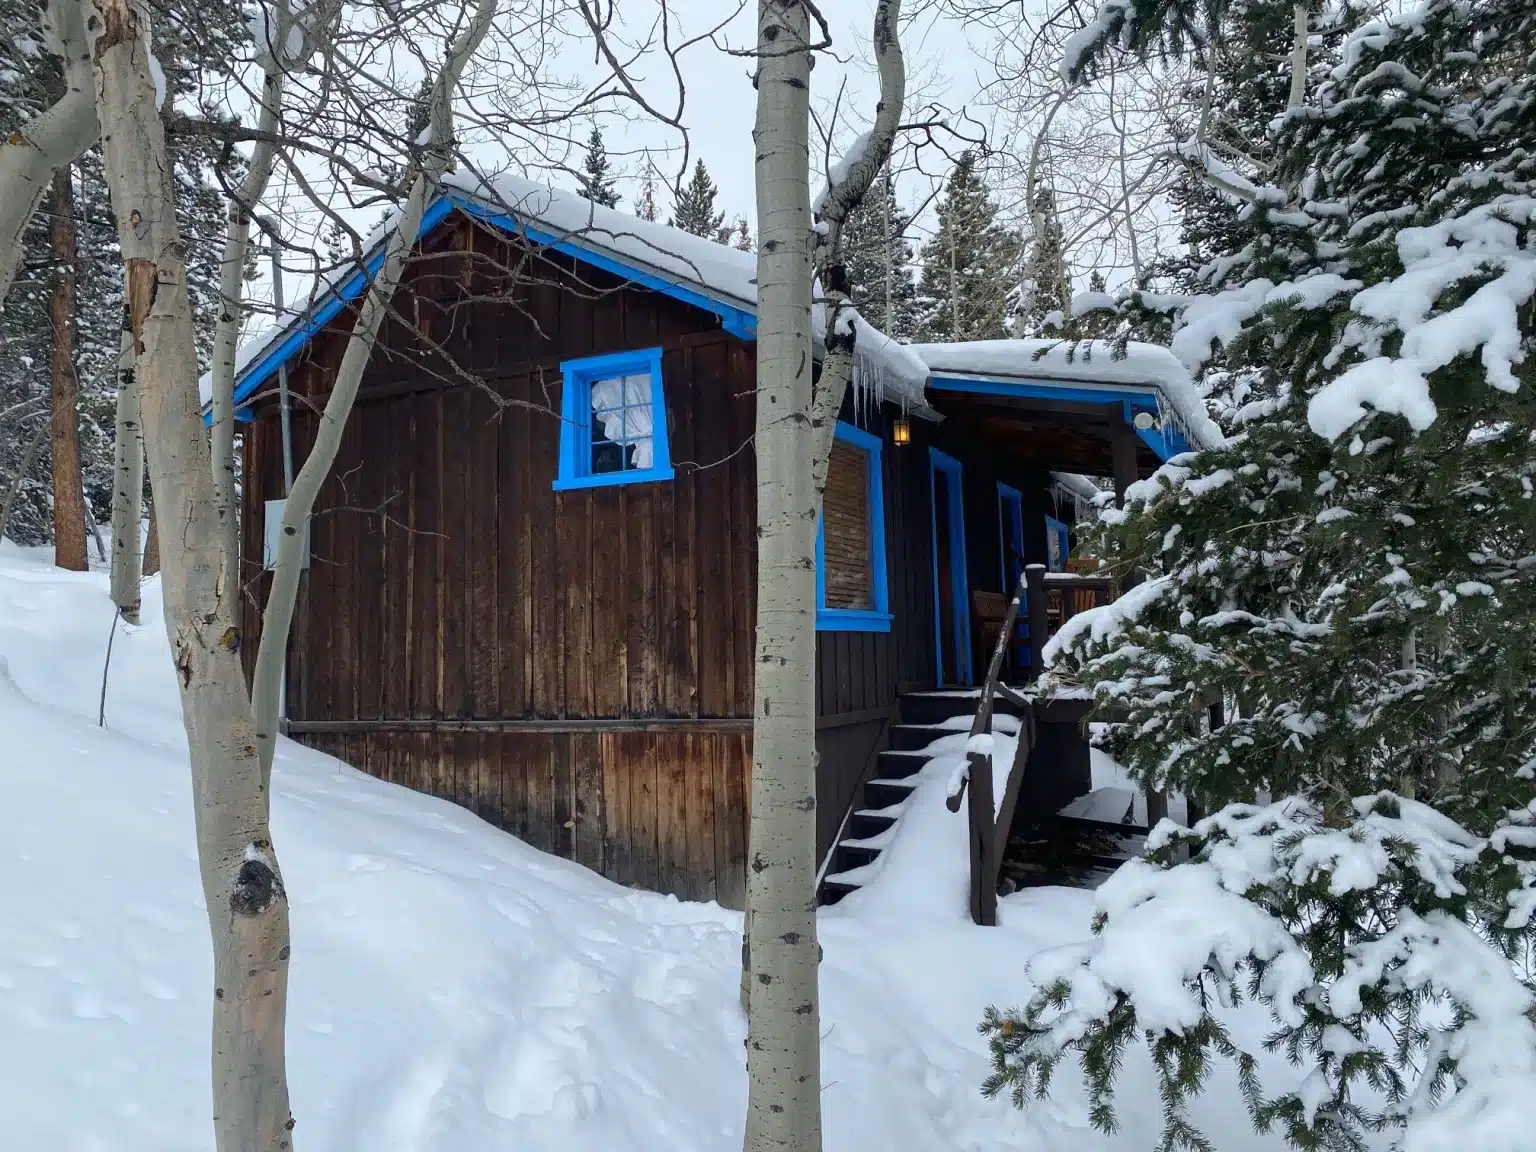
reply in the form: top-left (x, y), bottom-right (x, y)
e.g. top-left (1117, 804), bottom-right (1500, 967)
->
top-left (1018, 184), bottom-right (1068, 335)
top-left (577, 125), bottom-right (621, 208)
top-left (982, 3), bottom-right (1536, 1150)
top-left (839, 167), bottom-right (917, 338)
top-left (669, 158), bottom-right (727, 239)
top-left (636, 169), bottom-right (659, 222)
top-left (1073, 271), bottom-right (1118, 339)
top-left (913, 152), bottom-right (1021, 341)
top-left (730, 217), bottom-right (754, 251)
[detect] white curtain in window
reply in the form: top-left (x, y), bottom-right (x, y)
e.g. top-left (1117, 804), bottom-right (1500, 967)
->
top-left (589, 373), bottom-right (654, 467)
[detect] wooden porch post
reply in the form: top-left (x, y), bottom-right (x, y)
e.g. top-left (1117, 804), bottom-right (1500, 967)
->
top-left (1025, 563), bottom-right (1047, 682)
top-left (1111, 410), bottom-right (1138, 507)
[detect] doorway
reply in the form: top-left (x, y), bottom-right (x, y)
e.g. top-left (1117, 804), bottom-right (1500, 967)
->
top-left (997, 483), bottom-right (1025, 672)
top-left (929, 448), bottom-right (971, 686)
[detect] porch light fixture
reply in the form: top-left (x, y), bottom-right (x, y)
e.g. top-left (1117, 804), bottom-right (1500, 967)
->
top-left (891, 416), bottom-right (911, 446)
top-left (1132, 410), bottom-right (1157, 430)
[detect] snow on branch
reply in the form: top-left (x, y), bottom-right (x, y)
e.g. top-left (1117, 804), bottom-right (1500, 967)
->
top-left (1309, 195), bottom-right (1536, 441)
top-left (986, 794), bottom-right (1536, 1152)
top-left (1059, 0), bottom-right (1136, 84)
top-left (812, 0), bottom-right (904, 254)
top-left (1171, 137), bottom-right (1262, 203)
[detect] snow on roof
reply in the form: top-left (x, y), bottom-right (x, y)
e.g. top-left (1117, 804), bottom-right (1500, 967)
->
top-left (207, 170), bottom-right (932, 414)
top-left (1050, 471), bottom-right (1107, 504)
top-left (909, 338), bottom-right (1225, 450)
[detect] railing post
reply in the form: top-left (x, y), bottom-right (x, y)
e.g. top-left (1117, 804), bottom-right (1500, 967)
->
top-left (967, 749), bottom-right (997, 926)
top-left (1025, 564), bottom-right (1047, 682)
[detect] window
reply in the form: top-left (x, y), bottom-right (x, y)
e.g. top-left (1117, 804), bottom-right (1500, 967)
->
top-left (554, 348), bottom-right (674, 490)
top-left (1045, 515), bottom-right (1070, 572)
top-left (817, 422), bottom-right (891, 631)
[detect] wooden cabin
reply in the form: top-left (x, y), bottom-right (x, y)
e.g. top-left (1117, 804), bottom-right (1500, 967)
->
top-left (224, 174), bottom-right (1215, 909)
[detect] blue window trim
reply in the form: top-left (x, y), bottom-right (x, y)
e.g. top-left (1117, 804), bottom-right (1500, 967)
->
top-left (552, 347), bottom-right (675, 491)
top-left (816, 421), bottom-right (891, 632)
top-left (1044, 514), bottom-right (1070, 572)
top-left (929, 447), bottom-right (972, 685)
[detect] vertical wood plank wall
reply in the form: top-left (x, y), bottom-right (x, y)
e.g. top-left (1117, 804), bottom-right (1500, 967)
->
top-left (239, 210), bottom-right (1068, 903)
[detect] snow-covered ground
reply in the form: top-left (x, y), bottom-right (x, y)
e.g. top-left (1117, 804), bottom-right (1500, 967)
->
top-left (0, 543), bottom-right (1287, 1151)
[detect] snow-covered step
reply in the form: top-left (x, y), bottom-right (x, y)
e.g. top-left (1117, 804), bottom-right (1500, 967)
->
top-left (862, 775), bottom-right (921, 811)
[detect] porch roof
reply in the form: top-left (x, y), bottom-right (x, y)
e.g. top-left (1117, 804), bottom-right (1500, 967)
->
top-left (908, 339), bottom-right (1223, 461)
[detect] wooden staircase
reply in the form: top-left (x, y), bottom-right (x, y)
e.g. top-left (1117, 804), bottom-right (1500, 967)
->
top-left (819, 690), bottom-right (1032, 906)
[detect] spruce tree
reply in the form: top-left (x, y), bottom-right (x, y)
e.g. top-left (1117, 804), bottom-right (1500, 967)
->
top-left (577, 125), bottom-right (621, 208)
top-left (840, 167), bottom-right (917, 338)
top-left (669, 158), bottom-right (727, 239)
top-left (913, 152), bottom-right (1021, 341)
top-left (1018, 184), bottom-right (1068, 335)
top-left (981, 2), bottom-right (1536, 1149)
top-left (730, 217), bottom-right (754, 251)
top-left (636, 169), bottom-right (659, 222)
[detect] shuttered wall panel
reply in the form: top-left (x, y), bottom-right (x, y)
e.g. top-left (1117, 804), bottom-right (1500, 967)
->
top-left (823, 440), bottom-right (871, 610)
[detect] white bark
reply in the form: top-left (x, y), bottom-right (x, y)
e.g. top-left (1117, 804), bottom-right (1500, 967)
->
top-left (745, 4), bottom-right (821, 1151)
top-left (809, 0), bottom-right (905, 499)
top-left (0, 0), bottom-right (99, 307)
top-left (1288, 3), bottom-right (1309, 110)
top-left (110, 300), bottom-right (144, 622)
top-left (88, 3), bottom-right (294, 1148)
top-left (249, 0), bottom-right (499, 788)
top-left (208, 0), bottom-right (321, 601)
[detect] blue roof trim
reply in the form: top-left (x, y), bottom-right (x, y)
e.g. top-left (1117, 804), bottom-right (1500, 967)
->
top-left (927, 375), bottom-right (1187, 463)
top-left (228, 196), bottom-right (458, 412)
top-left (450, 198), bottom-right (758, 341)
top-left (226, 192), bottom-right (761, 414)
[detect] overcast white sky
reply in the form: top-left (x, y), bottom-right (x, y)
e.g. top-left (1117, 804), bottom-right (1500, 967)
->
top-left (570, 1), bottom-right (1003, 241)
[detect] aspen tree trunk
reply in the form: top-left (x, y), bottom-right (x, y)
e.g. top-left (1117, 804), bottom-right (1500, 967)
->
top-left (88, 3), bottom-right (294, 1148)
top-left (1288, 3), bottom-right (1309, 109)
top-left (209, 1), bottom-right (305, 603)
top-left (0, 417), bottom-right (48, 541)
top-left (49, 165), bottom-right (89, 571)
top-left (745, 4), bottom-right (821, 1150)
top-left (0, 0), bottom-right (99, 307)
top-left (110, 300), bottom-right (143, 621)
top-left (249, 0), bottom-right (498, 787)
top-left (142, 489), bottom-right (160, 574)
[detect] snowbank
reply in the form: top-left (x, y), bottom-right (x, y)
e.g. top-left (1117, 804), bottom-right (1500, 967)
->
top-left (0, 543), bottom-right (1284, 1151)
top-left (909, 338), bottom-right (1224, 450)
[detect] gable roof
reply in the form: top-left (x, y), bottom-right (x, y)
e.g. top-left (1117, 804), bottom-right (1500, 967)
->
top-left (208, 171), bottom-right (934, 416)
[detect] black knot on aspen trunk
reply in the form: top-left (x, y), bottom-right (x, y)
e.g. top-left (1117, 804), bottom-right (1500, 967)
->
top-left (230, 858), bottom-right (284, 917)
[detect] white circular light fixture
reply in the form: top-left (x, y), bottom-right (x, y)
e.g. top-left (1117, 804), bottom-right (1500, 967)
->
top-left (1132, 410), bottom-right (1157, 430)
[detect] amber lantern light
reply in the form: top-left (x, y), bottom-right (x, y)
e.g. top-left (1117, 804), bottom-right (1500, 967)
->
top-left (891, 416), bottom-right (911, 446)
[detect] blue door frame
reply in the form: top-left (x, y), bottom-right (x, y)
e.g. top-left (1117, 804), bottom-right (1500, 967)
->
top-left (997, 483), bottom-right (1026, 671)
top-left (929, 448), bottom-right (972, 685)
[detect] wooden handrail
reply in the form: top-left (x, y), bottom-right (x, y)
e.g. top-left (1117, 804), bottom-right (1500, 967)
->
top-left (946, 564), bottom-right (1039, 926)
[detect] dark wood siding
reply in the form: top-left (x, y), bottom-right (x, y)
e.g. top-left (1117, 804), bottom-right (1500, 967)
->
top-left (240, 214), bottom-right (756, 904)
